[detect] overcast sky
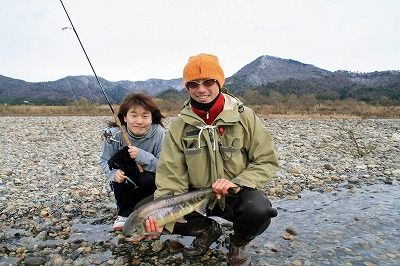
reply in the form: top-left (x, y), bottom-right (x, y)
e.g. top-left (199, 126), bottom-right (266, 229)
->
top-left (1, 0), bottom-right (399, 82)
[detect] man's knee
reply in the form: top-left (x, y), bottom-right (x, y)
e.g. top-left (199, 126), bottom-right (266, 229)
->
top-left (238, 189), bottom-right (277, 219)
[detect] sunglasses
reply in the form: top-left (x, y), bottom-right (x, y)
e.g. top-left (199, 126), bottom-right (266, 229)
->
top-left (186, 79), bottom-right (217, 89)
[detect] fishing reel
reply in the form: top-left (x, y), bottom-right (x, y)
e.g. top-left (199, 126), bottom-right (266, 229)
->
top-left (101, 128), bottom-right (122, 145)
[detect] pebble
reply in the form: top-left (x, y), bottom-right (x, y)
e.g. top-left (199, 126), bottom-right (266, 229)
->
top-left (0, 116), bottom-right (399, 265)
top-left (286, 227), bottom-right (299, 235)
top-left (292, 260), bottom-right (303, 266)
top-left (323, 163), bottom-right (336, 170)
top-left (348, 177), bottom-right (360, 184)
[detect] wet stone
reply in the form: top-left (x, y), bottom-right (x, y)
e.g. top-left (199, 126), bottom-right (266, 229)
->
top-left (286, 227), bottom-right (299, 235)
top-left (323, 164), bottom-right (336, 170)
top-left (347, 177), bottom-right (360, 184)
top-left (24, 256), bottom-right (47, 266)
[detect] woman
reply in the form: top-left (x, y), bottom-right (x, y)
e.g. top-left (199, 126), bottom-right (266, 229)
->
top-left (99, 93), bottom-right (165, 230)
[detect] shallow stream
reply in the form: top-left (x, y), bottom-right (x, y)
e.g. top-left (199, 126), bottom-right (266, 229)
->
top-left (3, 183), bottom-right (398, 266)
top-left (253, 183), bottom-right (400, 266)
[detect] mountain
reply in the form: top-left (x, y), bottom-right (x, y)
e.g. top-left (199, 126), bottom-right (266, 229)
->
top-left (0, 75), bottom-right (183, 105)
top-left (0, 55), bottom-right (399, 105)
top-left (228, 55), bottom-right (331, 86)
top-left (226, 55), bottom-right (400, 101)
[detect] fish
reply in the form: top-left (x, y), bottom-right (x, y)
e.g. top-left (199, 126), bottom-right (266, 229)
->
top-left (122, 188), bottom-right (215, 238)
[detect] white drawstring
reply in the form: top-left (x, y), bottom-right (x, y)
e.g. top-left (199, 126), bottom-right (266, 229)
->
top-left (196, 125), bottom-right (217, 151)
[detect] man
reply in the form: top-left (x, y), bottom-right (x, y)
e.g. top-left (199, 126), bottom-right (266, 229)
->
top-left (147, 53), bottom-right (279, 265)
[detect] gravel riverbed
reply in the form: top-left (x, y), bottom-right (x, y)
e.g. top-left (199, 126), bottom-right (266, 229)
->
top-left (0, 116), bottom-right (399, 266)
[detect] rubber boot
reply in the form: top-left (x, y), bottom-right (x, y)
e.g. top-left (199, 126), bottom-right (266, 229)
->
top-left (229, 234), bottom-right (251, 266)
top-left (182, 219), bottom-right (222, 257)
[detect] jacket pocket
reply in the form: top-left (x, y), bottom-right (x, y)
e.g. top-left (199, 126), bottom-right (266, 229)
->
top-left (219, 132), bottom-right (244, 161)
top-left (183, 138), bottom-right (202, 155)
top-left (219, 133), bottom-right (247, 175)
top-left (183, 138), bottom-right (211, 187)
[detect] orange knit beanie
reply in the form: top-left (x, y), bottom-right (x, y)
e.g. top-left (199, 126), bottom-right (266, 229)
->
top-left (183, 53), bottom-right (225, 89)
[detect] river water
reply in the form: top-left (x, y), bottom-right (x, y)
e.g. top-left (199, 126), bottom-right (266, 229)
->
top-left (0, 184), bottom-right (398, 266)
top-left (251, 183), bottom-right (400, 266)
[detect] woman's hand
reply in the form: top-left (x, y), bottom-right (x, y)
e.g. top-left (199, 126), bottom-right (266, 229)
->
top-left (114, 169), bottom-right (127, 183)
top-left (128, 146), bottom-right (140, 159)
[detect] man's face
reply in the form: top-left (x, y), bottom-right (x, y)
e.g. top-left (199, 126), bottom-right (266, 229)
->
top-left (186, 79), bottom-right (220, 104)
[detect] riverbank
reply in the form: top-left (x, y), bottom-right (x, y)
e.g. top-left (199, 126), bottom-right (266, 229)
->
top-left (0, 116), bottom-right (399, 265)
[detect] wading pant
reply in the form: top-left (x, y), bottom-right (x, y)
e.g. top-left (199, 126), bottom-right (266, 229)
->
top-left (173, 188), bottom-right (277, 243)
top-left (111, 171), bottom-right (156, 217)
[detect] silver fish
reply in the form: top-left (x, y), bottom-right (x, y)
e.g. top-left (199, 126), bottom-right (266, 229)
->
top-left (122, 188), bottom-right (215, 238)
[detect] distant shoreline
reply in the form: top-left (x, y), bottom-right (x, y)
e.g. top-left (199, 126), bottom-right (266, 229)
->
top-left (1, 102), bottom-right (399, 118)
top-left (1, 114), bottom-right (398, 120)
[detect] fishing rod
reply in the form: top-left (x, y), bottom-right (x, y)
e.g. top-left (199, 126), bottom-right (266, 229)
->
top-left (59, 0), bottom-right (143, 173)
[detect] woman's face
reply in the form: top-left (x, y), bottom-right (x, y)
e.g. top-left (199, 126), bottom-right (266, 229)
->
top-left (124, 105), bottom-right (152, 136)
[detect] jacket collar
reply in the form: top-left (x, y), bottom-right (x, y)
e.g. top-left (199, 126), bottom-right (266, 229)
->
top-left (180, 93), bottom-right (243, 125)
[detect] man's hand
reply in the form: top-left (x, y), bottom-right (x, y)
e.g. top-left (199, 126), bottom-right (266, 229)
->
top-left (145, 217), bottom-right (164, 240)
top-left (212, 178), bottom-right (241, 200)
top-left (131, 217), bottom-right (163, 242)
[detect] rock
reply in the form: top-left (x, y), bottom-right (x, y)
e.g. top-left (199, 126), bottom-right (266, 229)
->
top-left (286, 227), bottom-right (299, 235)
top-left (24, 256), bottom-right (47, 266)
top-left (73, 257), bottom-right (88, 266)
top-left (151, 240), bottom-right (164, 253)
top-left (271, 247), bottom-right (280, 252)
top-left (282, 234), bottom-right (295, 240)
top-left (355, 165), bottom-right (368, 170)
top-left (392, 132), bottom-right (400, 141)
top-left (16, 247), bottom-right (26, 254)
top-left (392, 169), bottom-right (400, 177)
top-left (292, 260), bottom-right (303, 266)
top-left (166, 239), bottom-right (185, 253)
top-left (2, 169), bottom-right (13, 176)
top-left (40, 210), bottom-right (49, 217)
top-left (36, 231), bottom-right (47, 240)
top-left (324, 164), bottom-right (336, 170)
top-left (53, 257), bottom-right (64, 266)
top-left (347, 177), bottom-right (360, 184)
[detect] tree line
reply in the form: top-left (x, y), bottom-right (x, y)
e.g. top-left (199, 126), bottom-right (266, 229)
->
top-left (1, 90), bottom-right (399, 118)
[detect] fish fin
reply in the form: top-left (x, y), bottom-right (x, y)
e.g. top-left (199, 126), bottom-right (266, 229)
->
top-left (176, 217), bottom-right (188, 223)
top-left (209, 197), bottom-right (217, 210)
top-left (209, 195), bottom-right (226, 211)
top-left (195, 199), bottom-right (209, 216)
top-left (144, 232), bottom-right (162, 236)
top-left (218, 195), bottom-right (226, 211)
